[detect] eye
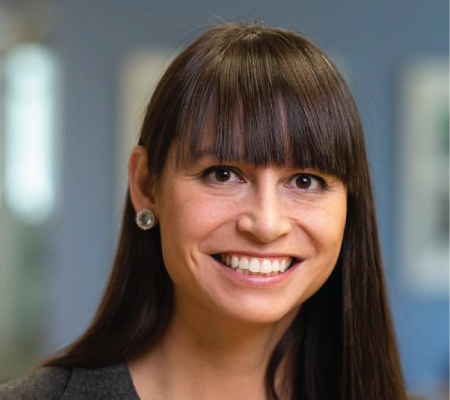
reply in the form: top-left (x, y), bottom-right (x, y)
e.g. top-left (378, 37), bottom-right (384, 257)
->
top-left (201, 166), bottom-right (243, 184)
top-left (296, 175), bottom-right (314, 189)
top-left (289, 173), bottom-right (326, 191)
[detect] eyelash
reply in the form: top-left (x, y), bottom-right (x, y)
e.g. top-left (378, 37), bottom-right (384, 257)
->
top-left (200, 166), bottom-right (329, 191)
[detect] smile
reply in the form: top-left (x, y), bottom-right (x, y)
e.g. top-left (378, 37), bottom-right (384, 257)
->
top-left (213, 253), bottom-right (296, 277)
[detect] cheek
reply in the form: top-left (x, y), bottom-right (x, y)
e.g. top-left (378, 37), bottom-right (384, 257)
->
top-left (291, 203), bottom-right (346, 304)
top-left (162, 195), bottom-right (233, 236)
top-left (302, 201), bottom-right (347, 261)
top-left (321, 208), bottom-right (346, 247)
top-left (158, 189), bottom-right (237, 298)
top-left (158, 186), bottom-right (235, 261)
top-left (158, 185), bottom-right (203, 237)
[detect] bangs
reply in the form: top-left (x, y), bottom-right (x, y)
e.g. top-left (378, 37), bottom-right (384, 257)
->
top-left (169, 25), bottom-right (360, 185)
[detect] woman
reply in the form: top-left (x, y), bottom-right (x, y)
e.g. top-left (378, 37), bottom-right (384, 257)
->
top-left (0, 22), bottom-right (408, 400)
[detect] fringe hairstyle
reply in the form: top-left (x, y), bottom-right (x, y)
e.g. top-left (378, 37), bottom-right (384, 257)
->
top-left (42, 23), bottom-right (407, 400)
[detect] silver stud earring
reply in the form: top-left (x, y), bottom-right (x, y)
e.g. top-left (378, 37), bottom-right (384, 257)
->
top-left (135, 209), bottom-right (156, 230)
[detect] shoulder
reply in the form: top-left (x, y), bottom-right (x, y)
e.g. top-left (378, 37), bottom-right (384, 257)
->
top-left (0, 363), bottom-right (139, 400)
top-left (0, 366), bottom-right (71, 400)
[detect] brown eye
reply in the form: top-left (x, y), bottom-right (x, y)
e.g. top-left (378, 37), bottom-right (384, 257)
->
top-left (214, 169), bottom-right (232, 182)
top-left (202, 166), bottom-right (242, 184)
top-left (296, 175), bottom-right (312, 189)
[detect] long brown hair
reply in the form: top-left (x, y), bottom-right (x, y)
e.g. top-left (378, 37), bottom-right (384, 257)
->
top-left (42, 23), bottom-right (407, 400)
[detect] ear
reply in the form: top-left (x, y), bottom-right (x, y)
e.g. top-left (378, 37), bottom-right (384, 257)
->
top-left (128, 146), bottom-right (157, 214)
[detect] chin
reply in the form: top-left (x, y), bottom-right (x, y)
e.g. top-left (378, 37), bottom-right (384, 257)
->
top-left (211, 297), bottom-right (301, 327)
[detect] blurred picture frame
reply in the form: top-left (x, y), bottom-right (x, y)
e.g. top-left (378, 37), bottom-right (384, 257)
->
top-left (398, 57), bottom-right (449, 297)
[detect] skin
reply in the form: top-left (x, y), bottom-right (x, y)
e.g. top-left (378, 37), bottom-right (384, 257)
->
top-left (127, 144), bottom-right (347, 400)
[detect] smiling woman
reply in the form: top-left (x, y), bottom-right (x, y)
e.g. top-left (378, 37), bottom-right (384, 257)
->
top-left (154, 146), bottom-right (343, 305)
top-left (130, 146), bottom-right (347, 328)
top-left (0, 23), bottom-right (408, 400)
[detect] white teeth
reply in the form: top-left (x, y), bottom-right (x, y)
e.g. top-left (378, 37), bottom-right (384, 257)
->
top-left (272, 260), bottom-right (280, 272)
top-left (248, 258), bottom-right (261, 272)
top-left (261, 259), bottom-right (272, 273)
top-left (219, 253), bottom-right (295, 276)
top-left (239, 257), bottom-right (249, 270)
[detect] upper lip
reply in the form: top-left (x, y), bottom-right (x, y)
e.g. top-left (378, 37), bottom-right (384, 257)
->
top-left (214, 251), bottom-right (299, 259)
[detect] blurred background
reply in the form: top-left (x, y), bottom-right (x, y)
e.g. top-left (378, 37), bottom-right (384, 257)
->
top-left (0, 0), bottom-right (448, 399)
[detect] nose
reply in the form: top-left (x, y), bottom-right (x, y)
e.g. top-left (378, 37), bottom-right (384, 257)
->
top-left (236, 182), bottom-right (292, 243)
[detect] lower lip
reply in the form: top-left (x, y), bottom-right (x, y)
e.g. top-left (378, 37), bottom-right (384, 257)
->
top-left (210, 256), bottom-right (301, 288)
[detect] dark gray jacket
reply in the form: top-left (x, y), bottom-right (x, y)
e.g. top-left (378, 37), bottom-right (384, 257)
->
top-left (0, 363), bottom-right (429, 400)
top-left (0, 363), bottom-right (140, 400)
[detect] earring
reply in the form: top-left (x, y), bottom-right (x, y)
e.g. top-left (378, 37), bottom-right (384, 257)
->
top-left (135, 208), bottom-right (156, 230)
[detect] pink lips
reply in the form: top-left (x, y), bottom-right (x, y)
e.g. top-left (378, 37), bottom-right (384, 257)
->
top-left (211, 255), bottom-right (300, 288)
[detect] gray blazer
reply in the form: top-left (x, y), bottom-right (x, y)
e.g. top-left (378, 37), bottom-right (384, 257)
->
top-left (0, 363), bottom-right (140, 400)
top-left (0, 363), bottom-right (429, 400)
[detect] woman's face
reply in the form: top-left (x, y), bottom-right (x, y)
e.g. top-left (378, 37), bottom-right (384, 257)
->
top-left (153, 146), bottom-right (347, 325)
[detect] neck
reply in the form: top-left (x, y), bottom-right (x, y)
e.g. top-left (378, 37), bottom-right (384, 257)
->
top-left (128, 291), bottom-right (299, 400)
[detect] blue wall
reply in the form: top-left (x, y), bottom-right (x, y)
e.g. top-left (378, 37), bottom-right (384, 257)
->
top-left (51, 0), bottom-right (448, 397)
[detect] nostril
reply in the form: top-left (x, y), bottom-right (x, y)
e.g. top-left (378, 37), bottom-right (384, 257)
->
top-left (236, 213), bottom-right (291, 244)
